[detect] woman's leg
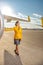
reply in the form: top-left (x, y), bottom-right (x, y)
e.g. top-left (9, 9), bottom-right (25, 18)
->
top-left (16, 44), bottom-right (19, 53)
top-left (14, 39), bottom-right (20, 55)
top-left (14, 44), bottom-right (19, 55)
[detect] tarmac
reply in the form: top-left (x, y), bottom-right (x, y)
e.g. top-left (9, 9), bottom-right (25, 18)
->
top-left (0, 29), bottom-right (43, 65)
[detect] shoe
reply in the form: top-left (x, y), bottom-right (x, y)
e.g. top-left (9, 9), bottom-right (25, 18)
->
top-left (16, 53), bottom-right (19, 55)
top-left (14, 50), bottom-right (19, 56)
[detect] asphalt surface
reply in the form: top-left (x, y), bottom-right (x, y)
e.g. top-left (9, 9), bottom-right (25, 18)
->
top-left (0, 30), bottom-right (43, 65)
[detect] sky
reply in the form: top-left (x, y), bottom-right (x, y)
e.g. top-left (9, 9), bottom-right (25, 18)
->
top-left (0, 0), bottom-right (43, 29)
top-left (0, 0), bottom-right (43, 16)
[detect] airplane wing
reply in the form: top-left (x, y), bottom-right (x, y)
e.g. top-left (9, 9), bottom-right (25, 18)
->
top-left (4, 15), bottom-right (30, 22)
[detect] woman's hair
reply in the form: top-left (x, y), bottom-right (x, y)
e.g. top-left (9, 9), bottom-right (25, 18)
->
top-left (15, 21), bottom-right (19, 26)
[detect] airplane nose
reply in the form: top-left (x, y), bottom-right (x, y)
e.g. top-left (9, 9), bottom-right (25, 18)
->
top-left (0, 11), bottom-right (4, 39)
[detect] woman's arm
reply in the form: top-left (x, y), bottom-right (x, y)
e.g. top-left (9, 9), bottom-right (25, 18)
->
top-left (4, 27), bottom-right (14, 31)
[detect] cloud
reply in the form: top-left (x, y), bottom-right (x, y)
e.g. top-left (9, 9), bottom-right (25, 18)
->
top-left (18, 12), bottom-right (27, 17)
top-left (11, 12), bottom-right (27, 20)
top-left (30, 16), bottom-right (41, 25)
top-left (8, 12), bottom-right (27, 20)
top-left (33, 13), bottom-right (42, 18)
top-left (30, 16), bottom-right (37, 20)
top-left (30, 16), bottom-right (40, 21)
top-left (17, 12), bottom-right (27, 20)
top-left (30, 13), bottom-right (42, 25)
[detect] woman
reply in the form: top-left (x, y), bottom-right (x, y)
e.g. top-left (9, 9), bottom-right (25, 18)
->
top-left (14, 21), bottom-right (22, 55)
